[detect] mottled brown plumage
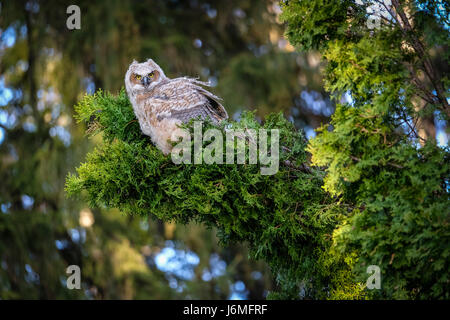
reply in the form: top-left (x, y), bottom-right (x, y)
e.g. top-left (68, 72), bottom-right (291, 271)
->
top-left (125, 59), bottom-right (228, 154)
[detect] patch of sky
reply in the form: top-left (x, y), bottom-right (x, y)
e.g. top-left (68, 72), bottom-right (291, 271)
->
top-left (55, 239), bottom-right (70, 250)
top-left (83, 77), bottom-right (96, 95)
top-left (416, 0), bottom-right (449, 30)
top-left (343, 90), bottom-right (355, 106)
top-left (232, 110), bottom-right (242, 122)
top-left (304, 126), bottom-right (316, 140)
top-left (69, 228), bottom-right (86, 244)
top-left (25, 264), bottom-right (40, 284)
top-left (208, 76), bottom-right (218, 87)
top-left (23, 121), bottom-right (37, 133)
top-left (228, 280), bottom-right (248, 300)
top-left (0, 110), bottom-right (7, 124)
top-left (193, 38), bottom-right (202, 48)
top-left (49, 125), bottom-right (71, 146)
top-left (25, 1), bottom-right (40, 13)
top-left (300, 90), bottom-right (333, 116)
top-left (434, 110), bottom-right (448, 147)
top-left (20, 24), bottom-right (27, 37)
top-left (201, 253), bottom-right (227, 281)
top-left (1, 202), bottom-right (11, 214)
top-left (17, 60), bottom-right (29, 72)
top-left (0, 109), bottom-right (19, 130)
top-left (251, 271), bottom-right (262, 280)
top-left (51, 104), bottom-right (61, 119)
top-left (0, 25), bottom-right (16, 48)
top-left (246, 43), bottom-right (268, 57)
top-left (233, 8), bottom-right (246, 18)
top-left (207, 8), bottom-right (217, 18)
top-left (21, 195), bottom-right (34, 210)
top-left (0, 77), bottom-right (14, 107)
top-left (154, 240), bottom-right (200, 281)
top-left (201, 3), bottom-right (217, 19)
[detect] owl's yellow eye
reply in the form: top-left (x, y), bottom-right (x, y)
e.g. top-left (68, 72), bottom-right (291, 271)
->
top-left (136, 75), bottom-right (142, 80)
top-left (148, 72), bottom-right (154, 78)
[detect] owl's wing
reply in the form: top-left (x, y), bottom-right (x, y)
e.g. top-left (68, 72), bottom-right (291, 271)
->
top-left (155, 78), bottom-right (228, 124)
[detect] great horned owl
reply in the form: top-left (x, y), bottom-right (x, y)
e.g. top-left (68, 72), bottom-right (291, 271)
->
top-left (125, 59), bottom-right (228, 154)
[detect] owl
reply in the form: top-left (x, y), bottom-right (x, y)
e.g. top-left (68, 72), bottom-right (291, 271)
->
top-left (125, 59), bottom-right (228, 155)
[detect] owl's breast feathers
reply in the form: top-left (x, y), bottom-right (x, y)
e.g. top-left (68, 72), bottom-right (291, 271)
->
top-left (135, 77), bottom-right (228, 155)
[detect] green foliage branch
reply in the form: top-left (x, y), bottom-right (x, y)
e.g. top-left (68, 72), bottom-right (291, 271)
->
top-left (281, 0), bottom-right (449, 299)
top-left (66, 89), bottom-right (362, 299)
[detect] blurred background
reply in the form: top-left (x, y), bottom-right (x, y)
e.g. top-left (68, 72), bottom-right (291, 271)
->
top-left (0, 0), bottom-right (336, 299)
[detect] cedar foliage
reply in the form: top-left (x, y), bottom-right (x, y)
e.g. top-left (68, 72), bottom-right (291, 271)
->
top-left (65, 89), bottom-right (361, 299)
top-left (281, 0), bottom-right (449, 299)
top-left (66, 0), bottom-right (450, 299)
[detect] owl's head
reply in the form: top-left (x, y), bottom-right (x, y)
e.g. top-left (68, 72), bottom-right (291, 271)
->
top-left (125, 59), bottom-right (167, 96)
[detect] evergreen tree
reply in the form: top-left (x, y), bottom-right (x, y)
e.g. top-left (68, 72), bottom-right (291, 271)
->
top-left (67, 0), bottom-right (449, 299)
top-left (281, 0), bottom-right (449, 298)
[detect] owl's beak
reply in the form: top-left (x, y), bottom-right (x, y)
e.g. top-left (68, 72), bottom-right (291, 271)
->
top-left (141, 76), bottom-right (151, 87)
